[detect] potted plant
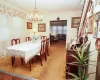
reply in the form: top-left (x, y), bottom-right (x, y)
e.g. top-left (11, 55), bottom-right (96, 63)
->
top-left (67, 46), bottom-right (95, 80)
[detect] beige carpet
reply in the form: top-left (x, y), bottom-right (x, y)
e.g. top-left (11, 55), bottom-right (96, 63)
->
top-left (0, 40), bottom-right (66, 80)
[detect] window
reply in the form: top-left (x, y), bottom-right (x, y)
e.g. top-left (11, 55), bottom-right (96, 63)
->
top-left (0, 14), bottom-right (10, 41)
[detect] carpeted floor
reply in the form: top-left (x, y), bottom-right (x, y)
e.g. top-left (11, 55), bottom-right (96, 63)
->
top-left (0, 40), bottom-right (66, 80)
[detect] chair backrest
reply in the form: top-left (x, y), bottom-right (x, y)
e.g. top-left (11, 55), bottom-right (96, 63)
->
top-left (46, 38), bottom-right (49, 48)
top-left (41, 36), bottom-right (47, 40)
top-left (11, 38), bottom-right (20, 46)
top-left (40, 39), bottom-right (46, 55)
top-left (26, 37), bottom-right (31, 42)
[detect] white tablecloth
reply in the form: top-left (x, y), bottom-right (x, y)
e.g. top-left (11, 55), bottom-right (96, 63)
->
top-left (5, 40), bottom-right (41, 63)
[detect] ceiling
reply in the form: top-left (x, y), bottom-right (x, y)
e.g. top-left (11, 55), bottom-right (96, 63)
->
top-left (6, 0), bottom-right (84, 13)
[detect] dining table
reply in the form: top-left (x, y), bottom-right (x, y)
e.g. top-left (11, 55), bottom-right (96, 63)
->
top-left (5, 39), bottom-right (41, 71)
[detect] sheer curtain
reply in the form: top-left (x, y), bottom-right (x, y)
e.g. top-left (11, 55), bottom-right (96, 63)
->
top-left (51, 26), bottom-right (57, 35)
top-left (0, 14), bottom-right (10, 41)
top-left (0, 14), bottom-right (28, 42)
top-left (51, 26), bottom-right (66, 35)
top-left (63, 26), bottom-right (67, 34)
top-left (58, 26), bottom-right (62, 34)
top-left (12, 17), bottom-right (25, 38)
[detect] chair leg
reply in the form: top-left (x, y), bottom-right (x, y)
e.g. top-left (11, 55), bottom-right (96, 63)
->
top-left (47, 49), bottom-right (49, 56)
top-left (40, 56), bottom-right (43, 66)
top-left (45, 52), bottom-right (47, 61)
top-left (11, 57), bottom-right (13, 66)
top-left (29, 60), bottom-right (31, 71)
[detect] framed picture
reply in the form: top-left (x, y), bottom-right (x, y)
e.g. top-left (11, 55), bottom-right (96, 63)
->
top-left (71, 17), bottom-right (81, 28)
top-left (87, 16), bottom-right (93, 34)
top-left (38, 23), bottom-right (46, 32)
top-left (99, 21), bottom-right (100, 31)
top-left (27, 22), bottom-right (32, 29)
top-left (95, 12), bottom-right (100, 22)
top-left (93, 27), bottom-right (98, 38)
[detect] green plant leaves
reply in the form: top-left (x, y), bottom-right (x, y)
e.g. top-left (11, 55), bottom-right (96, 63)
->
top-left (67, 47), bottom-right (95, 80)
top-left (67, 72), bottom-right (79, 79)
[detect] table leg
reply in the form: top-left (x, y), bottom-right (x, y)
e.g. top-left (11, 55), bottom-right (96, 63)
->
top-left (29, 60), bottom-right (31, 71)
top-left (13, 56), bottom-right (15, 62)
top-left (11, 57), bottom-right (14, 66)
top-left (21, 58), bottom-right (23, 65)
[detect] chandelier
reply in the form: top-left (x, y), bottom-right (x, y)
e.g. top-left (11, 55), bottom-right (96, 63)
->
top-left (28, 0), bottom-right (43, 22)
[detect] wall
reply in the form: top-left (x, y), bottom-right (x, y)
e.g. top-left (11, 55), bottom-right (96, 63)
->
top-left (32, 11), bottom-right (82, 48)
top-left (88, 20), bottom-right (100, 80)
top-left (0, 0), bottom-right (82, 56)
top-left (88, 34), bottom-right (98, 80)
top-left (0, 0), bottom-right (31, 56)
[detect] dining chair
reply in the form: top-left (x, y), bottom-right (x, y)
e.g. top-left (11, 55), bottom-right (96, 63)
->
top-left (46, 38), bottom-right (49, 56)
top-left (11, 38), bottom-right (23, 66)
top-left (11, 38), bottom-right (20, 46)
top-left (26, 37), bottom-right (31, 42)
top-left (36, 39), bottom-right (47, 66)
top-left (41, 36), bottom-right (47, 40)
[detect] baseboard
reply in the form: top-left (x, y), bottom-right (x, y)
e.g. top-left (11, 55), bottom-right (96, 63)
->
top-left (0, 69), bottom-right (38, 80)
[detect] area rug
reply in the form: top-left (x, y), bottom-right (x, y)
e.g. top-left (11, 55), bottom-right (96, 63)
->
top-left (0, 69), bottom-right (38, 80)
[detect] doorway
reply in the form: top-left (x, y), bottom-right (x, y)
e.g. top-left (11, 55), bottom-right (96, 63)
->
top-left (50, 20), bottom-right (67, 45)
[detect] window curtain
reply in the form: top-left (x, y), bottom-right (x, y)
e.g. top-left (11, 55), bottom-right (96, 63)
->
top-left (50, 26), bottom-right (67, 35)
top-left (0, 14), bottom-right (10, 41)
top-left (0, 14), bottom-right (28, 42)
top-left (51, 26), bottom-right (57, 35)
top-left (63, 26), bottom-right (67, 34)
top-left (58, 26), bottom-right (62, 34)
top-left (50, 20), bottom-right (67, 36)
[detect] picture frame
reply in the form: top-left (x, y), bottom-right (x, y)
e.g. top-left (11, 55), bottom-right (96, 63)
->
top-left (93, 27), bottom-right (98, 38)
top-left (94, 12), bottom-right (100, 31)
top-left (99, 21), bottom-right (100, 31)
top-left (95, 12), bottom-right (100, 22)
top-left (71, 17), bottom-right (81, 28)
top-left (87, 16), bottom-right (93, 34)
top-left (38, 23), bottom-right (46, 32)
top-left (27, 22), bottom-right (32, 29)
